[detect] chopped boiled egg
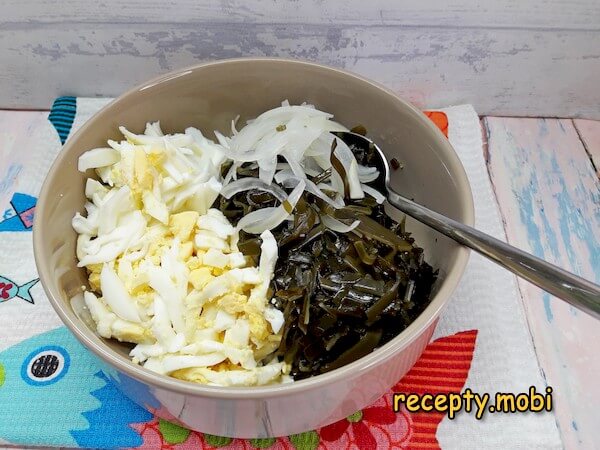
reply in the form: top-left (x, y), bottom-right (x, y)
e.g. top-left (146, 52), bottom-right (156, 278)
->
top-left (169, 211), bottom-right (199, 241)
top-left (73, 123), bottom-right (290, 386)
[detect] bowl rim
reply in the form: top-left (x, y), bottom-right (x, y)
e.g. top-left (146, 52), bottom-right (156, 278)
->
top-left (33, 57), bottom-right (475, 399)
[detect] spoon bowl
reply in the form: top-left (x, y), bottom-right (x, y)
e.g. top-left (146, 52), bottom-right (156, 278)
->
top-left (336, 131), bottom-right (600, 320)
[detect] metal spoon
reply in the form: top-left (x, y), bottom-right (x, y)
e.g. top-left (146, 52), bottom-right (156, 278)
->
top-left (336, 131), bottom-right (600, 319)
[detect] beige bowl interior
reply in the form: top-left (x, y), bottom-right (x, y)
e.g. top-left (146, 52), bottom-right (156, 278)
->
top-left (34, 58), bottom-right (474, 394)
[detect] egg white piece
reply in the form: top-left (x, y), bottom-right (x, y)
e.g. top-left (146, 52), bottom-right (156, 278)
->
top-left (74, 122), bottom-right (296, 386)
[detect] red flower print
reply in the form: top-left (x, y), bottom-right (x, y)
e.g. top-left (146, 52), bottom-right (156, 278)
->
top-left (319, 402), bottom-right (399, 450)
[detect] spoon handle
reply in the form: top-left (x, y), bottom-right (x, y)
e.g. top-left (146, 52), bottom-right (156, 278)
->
top-left (386, 189), bottom-right (600, 319)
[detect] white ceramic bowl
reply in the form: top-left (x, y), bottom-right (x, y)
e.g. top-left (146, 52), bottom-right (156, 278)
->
top-left (33, 58), bottom-right (473, 438)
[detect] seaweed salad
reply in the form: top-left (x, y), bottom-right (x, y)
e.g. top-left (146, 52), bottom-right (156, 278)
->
top-left (219, 127), bottom-right (436, 380)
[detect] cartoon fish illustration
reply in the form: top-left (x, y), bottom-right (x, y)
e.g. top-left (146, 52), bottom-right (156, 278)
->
top-left (0, 276), bottom-right (38, 304)
top-left (0, 325), bottom-right (477, 449)
top-left (0, 327), bottom-right (154, 448)
top-left (0, 192), bottom-right (36, 232)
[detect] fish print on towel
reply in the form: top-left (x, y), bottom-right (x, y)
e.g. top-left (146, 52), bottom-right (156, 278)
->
top-left (0, 275), bottom-right (38, 304)
top-left (0, 193), bottom-right (36, 232)
top-left (0, 327), bottom-right (154, 448)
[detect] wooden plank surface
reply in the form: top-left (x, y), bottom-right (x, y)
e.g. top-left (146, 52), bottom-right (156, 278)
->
top-left (485, 117), bottom-right (600, 449)
top-left (574, 119), bottom-right (600, 178)
top-left (1, 0), bottom-right (599, 117)
top-left (3, 0), bottom-right (600, 27)
top-left (0, 110), bottom-right (49, 211)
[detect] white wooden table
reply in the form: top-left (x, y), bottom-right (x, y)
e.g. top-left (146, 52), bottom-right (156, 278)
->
top-left (484, 117), bottom-right (600, 449)
top-left (2, 0), bottom-right (600, 119)
top-left (0, 110), bottom-right (598, 448)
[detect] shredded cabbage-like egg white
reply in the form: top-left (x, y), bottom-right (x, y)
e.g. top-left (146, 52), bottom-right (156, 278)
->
top-left (74, 122), bottom-right (292, 386)
top-left (73, 102), bottom-right (377, 386)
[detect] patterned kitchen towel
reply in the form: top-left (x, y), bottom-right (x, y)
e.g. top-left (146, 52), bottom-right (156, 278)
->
top-left (0, 98), bottom-right (561, 449)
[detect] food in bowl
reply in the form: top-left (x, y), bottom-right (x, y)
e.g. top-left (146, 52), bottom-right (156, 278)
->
top-left (72, 101), bottom-right (436, 386)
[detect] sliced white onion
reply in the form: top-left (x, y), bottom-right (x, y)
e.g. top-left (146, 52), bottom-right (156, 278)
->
top-left (305, 132), bottom-right (334, 169)
top-left (279, 117), bottom-right (324, 164)
top-left (304, 179), bottom-right (343, 207)
top-left (331, 137), bottom-right (364, 199)
top-left (184, 127), bottom-right (227, 168)
top-left (281, 151), bottom-right (307, 180)
top-left (361, 184), bottom-right (386, 204)
top-left (273, 169), bottom-right (294, 185)
top-left (258, 156), bottom-right (277, 185)
top-left (252, 104), bottom-right (332, 124)
top-left (320, 214), bottom-right (361, 233)
top-left (235, 207), bottom-right (283, 235)
top-left (329, 164), bottom-right (345, 198)
top-left (236, 179), bottom-right (305, 234)
top-left (276, 171), bottom-right (343, 208)
top-left (231, 115), bottom-right (240, 135)
top-left (214, 130), bottom-right (231, 148)
top-left (221, 122), bottom-right (281, 161)
top-left (84, 201), bottom-right (98, 217)
top-left (301, 157), bottom-right (325, 177)
top-left (357, 164), bottom-right (380, 183)
top-left (219, 106), bottom-right (338, 163)
top-left (220, 177), bottom-right (286, 202)
top-left (223, 161), bottom-right (240, 185)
